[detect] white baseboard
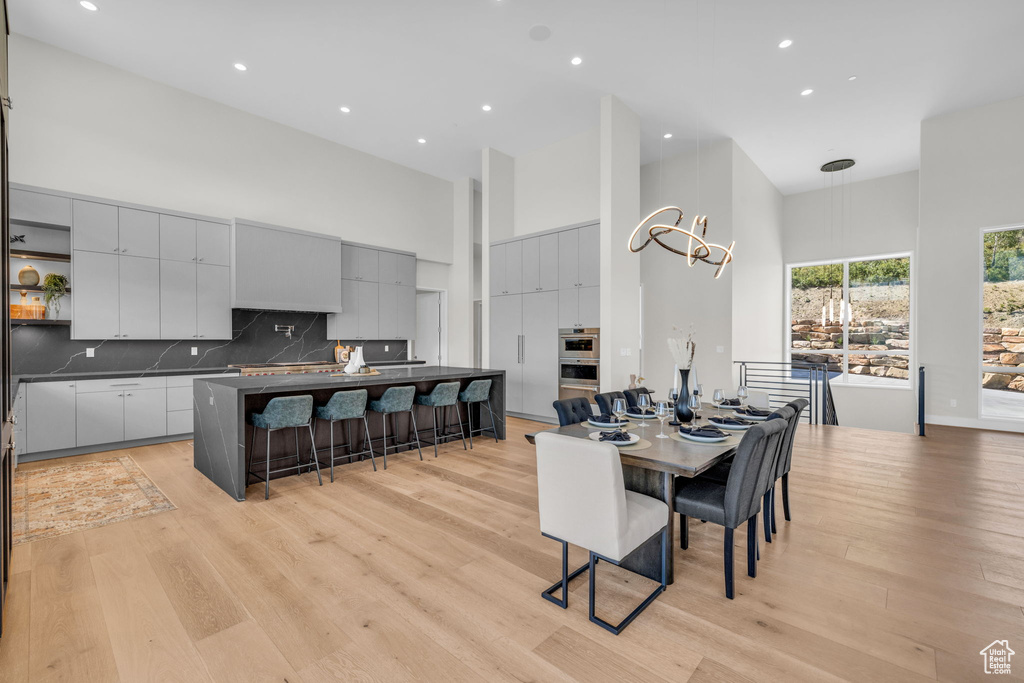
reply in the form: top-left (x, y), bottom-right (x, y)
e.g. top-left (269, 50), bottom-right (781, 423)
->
top-left (925, 414), bottom-right (1024, 434)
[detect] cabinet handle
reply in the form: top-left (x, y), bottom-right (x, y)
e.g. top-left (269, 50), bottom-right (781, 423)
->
top-left (191, 257), bottom-right (196, 261)
top-left (121, 248), bottom-right (127, 253)
top-left (111, 382), bottom-right (140, 387)
top-left (198, 257), bottom-right (204, 262)
top-left (68, 384), bottom-right (75, 388)
top-left (125, 393), bottom-right (133, 397)
top-left (199, 334), bottom-right (205, 338)
top-left (122, 334), bottom-right (128, 338)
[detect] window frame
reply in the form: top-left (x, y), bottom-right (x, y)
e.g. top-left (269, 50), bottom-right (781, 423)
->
top-left (979, 224), bottom-right (1024, 420)
top-left (785, 251), bottom-right (915, 391)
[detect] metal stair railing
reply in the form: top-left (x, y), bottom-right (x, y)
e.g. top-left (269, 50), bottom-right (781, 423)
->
top-left (734, 360), bottom-right (838, 426)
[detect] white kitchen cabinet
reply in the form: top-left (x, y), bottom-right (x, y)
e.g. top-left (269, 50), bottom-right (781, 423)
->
top-left (489, 293), bottom-right (523, 413)
top-left (558, 229), bottom-right (580, 290)
top-left (12, 384), bottom-right (26, 460)
top-left (124, 388), bottom-right (167, 441)
top-left (521, 291), bottom-right (559, 419)
top-left (489, 241), bottom-right (523, 295)
top-left (378, 283), bottom-right (414, 339)
top-left (73, 200), bottom-right (119, 254)
top-left (197, 221), bottom-right (230, 266)
top-left (11, 188), bottom-right (71, 227)
top-left (378, 251), bottom-right (416, 286)
top-left (341, 245), bottom-right (379, 282)
top-left (328, 279), bottom-right (379, 340)
top-left (118, 255), bottom-right (161, 339)
top-left (197, 264), bottom-right (232, 339)
top-left (558, 285), bottom-right (600, 328)
top-left (522, 234), bottom-right (559, 292)
top-left (160, 214), bottom-right (197, 263)
top-left (76, 390), bottom-right (125, 447)
top-left (489, 244), bottom-right (505, 295)
top-left (72, 250), bottom-right (120, 339)
top-left (26, 382), bottom-right (77, 452)
top-left (578, 224), bottom-right (600, 287)
top-left (117, 207), bottom-right (160, 259)
top-left (232, 220), bottom-right (342, 313)
top-left (160, 260), bottom-right (198, 339)
top-left (167, 410), bottom-right (193, 435)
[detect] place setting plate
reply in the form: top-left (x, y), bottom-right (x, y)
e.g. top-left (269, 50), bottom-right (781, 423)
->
top-left (732, 407), bottom-right (771, 421)
top-left (587, 431), bottom-right (641, 447)
top-left (708, 415), bottom-right (757, 430)
top-left (625, 411), bottom-right (657, 420)
top-left (586, 418), bottom-right (636, 429)
top-left (671, 429), bottom-right (733, 444)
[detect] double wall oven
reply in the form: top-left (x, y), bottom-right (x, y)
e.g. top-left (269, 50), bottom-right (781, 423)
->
top-left (558, 328), bottom-right (600, 402)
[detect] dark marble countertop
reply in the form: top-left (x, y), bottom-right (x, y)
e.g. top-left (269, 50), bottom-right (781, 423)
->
top-left (15, 367), bottom-right (237, 383)
top-left (196, 365), bottom-right (503, 396)
top-left (369, 360), bottom-right (426, 366)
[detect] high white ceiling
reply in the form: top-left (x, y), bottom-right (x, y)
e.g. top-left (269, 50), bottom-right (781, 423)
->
top-left (11, 0), bottom-right (1024, 194)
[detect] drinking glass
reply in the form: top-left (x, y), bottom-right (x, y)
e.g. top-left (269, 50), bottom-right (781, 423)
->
top-left (655, 401), bottom-right (671, 438)
top-left (696, 383), bottom-right (705, 405)
top-left (737, 385), bottom-right (749, 408)
top-left (612, 398), bottom-right (627, 426)
top-left (687, 394), bottom-right (701, 425)
top-left (712, 389), bottom-right (725, 417)
top-left (637, 393), bottom-right (652, 428)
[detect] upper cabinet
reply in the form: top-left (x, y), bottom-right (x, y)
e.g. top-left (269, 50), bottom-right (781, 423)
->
top-left (117, 207), bottom-right (160, 259)
top-left (73, 200), bottom-right (119, 254)
top-left (232, 220), bottom-right (342, 313)
top-left (558, 224), bottom-right (600, 289)
top-left (11, 188), bottom-right (71, 227)
top-left (159, 214), bottom-right (197, 262)
top-left (341, 244), bottom-right (379, 282)
top-left (490, 241), bottom-right (523, 296)
top-left (197, 221), bottom-right (230, 266)
top-left (378, 250), bottom-right (416, 286)
top-left (521, 233), bottom-right (559, 293)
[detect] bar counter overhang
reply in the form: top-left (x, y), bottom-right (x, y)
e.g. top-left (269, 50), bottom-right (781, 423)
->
top-left (192, 366), bottom-right (506, 500)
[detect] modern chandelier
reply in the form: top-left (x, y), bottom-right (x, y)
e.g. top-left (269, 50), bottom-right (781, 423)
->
top-left (628, 207), bottom-right (735, 279)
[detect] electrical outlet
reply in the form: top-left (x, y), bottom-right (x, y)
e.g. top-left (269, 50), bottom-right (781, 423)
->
top-left (385, 345), bottom-right (389, 352)
top-left (86, 348), bottom-right (95, 358)
top-left (950, 399), bottom-right (957, 408)
top-left (716, 345), bottom-right (725, 353)
top-left (191, 347), bottom-right (198, 356)
top-left (209, 396), bottom-right (214, 406)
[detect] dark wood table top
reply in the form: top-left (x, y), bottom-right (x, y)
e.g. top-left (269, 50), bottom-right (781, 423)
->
top-left (525, 414), bottom-right (740, 478)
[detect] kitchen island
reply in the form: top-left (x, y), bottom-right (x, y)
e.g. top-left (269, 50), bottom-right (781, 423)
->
top-left (193, 366), bottom-right (505, 500)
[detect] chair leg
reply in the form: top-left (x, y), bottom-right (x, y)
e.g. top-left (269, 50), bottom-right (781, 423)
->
top-left (540, 537), bottom-right (588, 609)
top-left (770, 484), bottom-right (778, 534)
top-left (410, 410), bottom-right (423, 460)
top-left (679, 513), bottom-right (689, 549)
top-left (363, 416), bottom-right (377, 471)
top-left (465, 402), bottom-right (474, 449)
top-left (486, 399), bottom-right (499, 442)
top-left (308, 423), bottom-right (322, 486)
top-left (588, 529), bottom-right (668, 635)
top-left (294, 427), bottom-right (302, 473)
top-left (456, 403), bottom-right (467, 450)
top-left (747, 516), bottom-right (758, 578)
top-left (782, 473), bottom-right (791, 521)
top-left (763, 492), bottom-right (772, 543)
top-left (724, 527), bottom-right (734, 599)
top-left (381, 413), bottom-right (388, 470)
top-left (265, 427), bottom-right (271, 500)
top-left (431, 406), bottom-right (439, 458)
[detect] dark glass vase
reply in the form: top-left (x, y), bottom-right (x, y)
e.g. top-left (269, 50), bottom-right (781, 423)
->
top-left (674, 368), bottom-right (693, 423)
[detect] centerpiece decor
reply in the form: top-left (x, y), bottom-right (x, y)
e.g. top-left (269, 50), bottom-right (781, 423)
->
top-left (668, 325), bottom-right (697, 423)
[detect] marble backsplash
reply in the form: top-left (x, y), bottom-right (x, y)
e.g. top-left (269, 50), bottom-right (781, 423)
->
top-left (12, 309), bottom-right (409, 375)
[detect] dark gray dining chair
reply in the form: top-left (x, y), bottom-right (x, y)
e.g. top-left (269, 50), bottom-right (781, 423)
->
top-left (594, 391), bottom-right (627, 417)
top-left (674, 418), bottom-right (787, 599)
top-left (552, 397), bottom-right (594, 427)
top-left (623, 387), bottom-right (652, 411)
top-left (768, 398), bottom-right (809, 534)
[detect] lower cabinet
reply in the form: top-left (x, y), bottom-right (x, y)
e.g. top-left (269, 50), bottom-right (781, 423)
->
top-left (124, 388), bottom-right (168, 441)
top-left (26, 382), bottom-right (77, 452)
top-left (76, 390), bottom-right (126, 447)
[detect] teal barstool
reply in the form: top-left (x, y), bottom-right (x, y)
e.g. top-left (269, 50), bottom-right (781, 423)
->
top-left (314, 389), bottom-right (377, 480)
top-left (458, 379), bottom-right (499, 448)
top-left (369, 386), bottom-right (422, 468)
top-left (246, 395), bottom-right (321, 499)
top-left (415, 382), bottom-right (467, 457)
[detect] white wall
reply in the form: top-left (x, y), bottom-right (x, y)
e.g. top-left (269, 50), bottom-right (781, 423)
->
top-left (639, 140), bottom-right (735, 399)
top-left (514, 128), bottom-right (600, 236)
top-left (782, 170), bottom-right (920, 433)
top-left (10, 35), bottom-right (455, 263)
top-left (920, 95), bottom-right (1024, 431)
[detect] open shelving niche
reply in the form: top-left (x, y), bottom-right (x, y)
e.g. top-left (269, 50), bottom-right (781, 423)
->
top-left (9, 219), bottom-right (72, 326)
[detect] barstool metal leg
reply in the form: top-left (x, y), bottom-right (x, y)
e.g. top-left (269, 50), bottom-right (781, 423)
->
top-left (464, 402), bottom-right (474, 449)
top-left (265, 427), bottom-right (272, 500)
top-left (307, 423), bottom-right (323, 486)
top-left (485, 399), bottom-right (499, 442)
top-left (363, 416), bottom-right (377, 471)
top-left (410, 410), bottom-right (423, 460)
top-left (455, 404), bottom-right (467, 450)
top-left (246, 423), bottom-right (257, 487)
top-left (381, 412), bottom-right (388, 469)
top-left (431, 406), bottom-right (439, 458)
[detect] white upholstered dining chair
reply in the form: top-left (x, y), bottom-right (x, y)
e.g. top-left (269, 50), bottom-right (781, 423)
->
top-left (535, 432), bottom-right (669, 635)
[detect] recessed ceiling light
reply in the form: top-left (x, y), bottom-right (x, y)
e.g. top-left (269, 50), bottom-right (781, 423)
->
top-left (570, 56), bottom-right (583, 66)
top-left (778, 39), bottom-right (792, 48)
top-left (417, 138), bottom-right (427, 144)
top-left (801, 88), bottom-right (814, 96)
top-left (234, 63), bottom-right (247, 71)
top-left (80, 1), bottom-right (98, 10)
top-left (482, 104), bottom-right (492, 112)
top-left (848, 75), bottom-right (858, 81)
top-left (339, 106), bottom-right (351, 113)
top-left (663, 133), bottom-right (673, 139)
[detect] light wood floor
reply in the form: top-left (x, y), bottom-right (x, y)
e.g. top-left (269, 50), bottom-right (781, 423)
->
top-left (1, 419), bottom-right (1023, 682)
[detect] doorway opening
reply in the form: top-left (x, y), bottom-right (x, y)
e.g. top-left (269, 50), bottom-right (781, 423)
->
top-left (415, 290), bottom-right (447, 366)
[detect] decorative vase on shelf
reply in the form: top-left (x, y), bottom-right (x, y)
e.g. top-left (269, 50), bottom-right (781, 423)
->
top-left (26, 296), bottom-right (46, 320)
top-left (344, 346), bottom-right (364, 374)
top-left (628, 374), bottom-right (638, 390)
top-left (674, 367), bottom-right (693, 423)
top-left (18, 264), bottom-right (39, 286)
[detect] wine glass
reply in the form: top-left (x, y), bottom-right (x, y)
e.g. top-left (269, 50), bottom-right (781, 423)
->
top-left (637, 393), bottom-right (652, 428)
top-left (696, 383), bottom-right (705, 406)
top-left (655, 401), bottom-right (671, 438)
top-left (687, 393), bottom-right (701, 425)
top-left (612, 398), bottom-right (627, 427)
top-left (712, 389), bottom-right (725, 417)
top-left (737, 385), bottom-right (749, 409)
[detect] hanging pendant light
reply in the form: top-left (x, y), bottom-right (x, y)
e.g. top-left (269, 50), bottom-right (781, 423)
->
top-left (821, 158), bottom-right (855, 326)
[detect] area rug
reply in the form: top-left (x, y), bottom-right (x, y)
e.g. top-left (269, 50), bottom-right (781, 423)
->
top-left (12, 456), bottom-right (176, 545)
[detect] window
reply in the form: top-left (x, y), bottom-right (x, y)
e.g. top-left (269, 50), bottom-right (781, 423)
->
top-left (788, 254), bottom-right (912, 386)
top-left (981, 226), bottom-right (1024, 419)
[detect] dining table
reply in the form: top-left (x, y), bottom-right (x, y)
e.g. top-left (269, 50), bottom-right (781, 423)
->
top-left (525, 407), bottom-right (745, 585)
